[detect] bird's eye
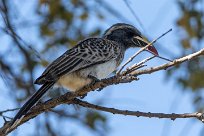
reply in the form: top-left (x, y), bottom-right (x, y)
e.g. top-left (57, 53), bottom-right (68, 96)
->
top-left (128, 31), bottom-right (135, 38)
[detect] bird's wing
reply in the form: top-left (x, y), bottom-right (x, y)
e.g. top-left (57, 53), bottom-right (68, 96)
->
top-left (35, 38), bottom-right (121, 84)
top-left (10, 38), bottom-right (121, 128)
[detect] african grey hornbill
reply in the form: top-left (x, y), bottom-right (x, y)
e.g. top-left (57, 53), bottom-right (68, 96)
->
top-left (10, 23), bottom-right (158, 128)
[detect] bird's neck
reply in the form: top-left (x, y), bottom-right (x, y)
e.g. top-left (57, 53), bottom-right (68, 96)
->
top-left (103, 36), bottom-right (128, 50)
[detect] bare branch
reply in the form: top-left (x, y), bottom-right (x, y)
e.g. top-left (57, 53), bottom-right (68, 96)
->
top-left (121, 56), bottom-right (155, 76)
top-left (0, 108), bottom-right (20, 125)
top-left (1, 24), bottom-right (204, 135)
top-left (130, 48), bottom-right (204, 76)
top-left (0, 108), bottom-right (20, 114)
top-left (73, 98), bottom-right (204, 122)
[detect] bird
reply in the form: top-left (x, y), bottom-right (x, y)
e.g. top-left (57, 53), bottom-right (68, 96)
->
top-left (10, 23), bottom-right (158, 128)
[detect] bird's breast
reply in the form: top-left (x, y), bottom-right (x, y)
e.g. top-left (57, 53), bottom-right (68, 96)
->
top-left (93, 60), bottom-right (117, 79)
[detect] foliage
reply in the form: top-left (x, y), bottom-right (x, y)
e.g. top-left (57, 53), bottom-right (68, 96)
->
top-left (168, 0), bottom-right (204, 111)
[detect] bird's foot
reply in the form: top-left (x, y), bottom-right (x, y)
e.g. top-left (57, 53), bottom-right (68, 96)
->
top-left (96, 87), bottom-right (104, 92)
top-left (88, 75), bottom-right (100, 85)
top-left (78, 75), bottom-right (99, 93)
top-left (78, 76), bottom-right (100, 99)
top-left (80, 93), bottom-right (87, 99)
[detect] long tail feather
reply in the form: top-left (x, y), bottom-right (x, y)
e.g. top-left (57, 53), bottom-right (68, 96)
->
top-left (10, 82), bottom-right (55, 128)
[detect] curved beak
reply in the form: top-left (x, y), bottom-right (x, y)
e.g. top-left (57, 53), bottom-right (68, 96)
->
top-left (147, 46), bottom-right (158, 56)
top-left (133, 36), bottom-right (159, 56)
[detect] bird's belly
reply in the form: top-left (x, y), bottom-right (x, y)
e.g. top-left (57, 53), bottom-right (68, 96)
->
top-left (57, 60), bottom-right (117, 92)
top-left (57, 73), bottom-right (92, 92)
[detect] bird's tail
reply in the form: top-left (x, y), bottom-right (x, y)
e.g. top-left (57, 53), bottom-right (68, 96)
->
top-left (10, 82), bottom-right (55, 128)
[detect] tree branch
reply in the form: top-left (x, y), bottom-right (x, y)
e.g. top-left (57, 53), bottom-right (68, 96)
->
top-left (0, 108), bottom-right (20, 114)
top-left (130, 47), bottom-right (204, 76)
top-left (73, 98), bottom-right (204, 122)
top-left (1, 46), bottom-right (204, 135)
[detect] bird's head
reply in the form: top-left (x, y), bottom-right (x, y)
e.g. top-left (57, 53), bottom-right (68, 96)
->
top-left (103, 23), bottom-right (158, 55)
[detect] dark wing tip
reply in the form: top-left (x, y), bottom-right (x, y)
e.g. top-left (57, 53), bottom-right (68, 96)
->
top-left (34, 76), bottom-right (45, 85)
top-left (34, 74), bottom-right (57, 84)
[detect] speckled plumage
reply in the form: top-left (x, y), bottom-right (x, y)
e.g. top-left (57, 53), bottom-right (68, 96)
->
top-left (35, 38), bottom-right (124, 87)
top-left (11, 23), bottom-right (158, 128)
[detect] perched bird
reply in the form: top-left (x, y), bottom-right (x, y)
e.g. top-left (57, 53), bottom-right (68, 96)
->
top-left (11, 23), bottom-right (158, 128)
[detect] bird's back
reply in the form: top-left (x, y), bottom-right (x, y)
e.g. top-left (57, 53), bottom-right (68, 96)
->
top-left (35, 38), bottom-right (123, 86)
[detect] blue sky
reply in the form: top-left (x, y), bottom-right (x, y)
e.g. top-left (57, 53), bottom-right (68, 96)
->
top-left (0, 0), bottom-right (203, 136)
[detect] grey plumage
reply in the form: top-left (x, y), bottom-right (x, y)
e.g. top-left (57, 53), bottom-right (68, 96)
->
top-left (10, 23), bottom-right (158, 128)
top-left (35, 38), bottom-right (123, 85)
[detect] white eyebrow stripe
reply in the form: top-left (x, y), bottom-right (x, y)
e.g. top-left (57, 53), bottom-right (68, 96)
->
top-left (104, 24), bottom-right (141, 36)
top-left (134, 36), bottom-right (149, 44)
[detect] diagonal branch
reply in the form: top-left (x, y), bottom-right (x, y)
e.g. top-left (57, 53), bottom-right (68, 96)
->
top-left (130, 48), bottom-right (204, 76)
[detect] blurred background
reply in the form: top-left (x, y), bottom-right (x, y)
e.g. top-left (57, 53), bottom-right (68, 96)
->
top-left (0, 0), bottom-right (204, 136)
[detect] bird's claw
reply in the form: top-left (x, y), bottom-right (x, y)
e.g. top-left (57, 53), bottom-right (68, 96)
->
top-left (79, 93), bottom-right (87, 99)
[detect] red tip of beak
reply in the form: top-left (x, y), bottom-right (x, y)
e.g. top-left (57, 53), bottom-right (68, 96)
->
top-left (147, 46), bottom-right (159, 56)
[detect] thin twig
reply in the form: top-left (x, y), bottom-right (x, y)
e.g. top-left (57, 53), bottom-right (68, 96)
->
top-left (1, 115), bottom-right (12, 120)
top-left (128, 56), bottom-right (155, 70)
top-left (121, 56), bottom-right (155, 75)
top-left (156, 55), bottom-right (173, 62)
top-left (73, 98), bottom-right (204, 122)
top-left (0, 108), bottom-right (20, 124)
top-left (0, 108), bottom-right (20, 114)
top-left (117, 28), bottom-right (172, 74)
top-left (130, 47), bottom-right (204, 76)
